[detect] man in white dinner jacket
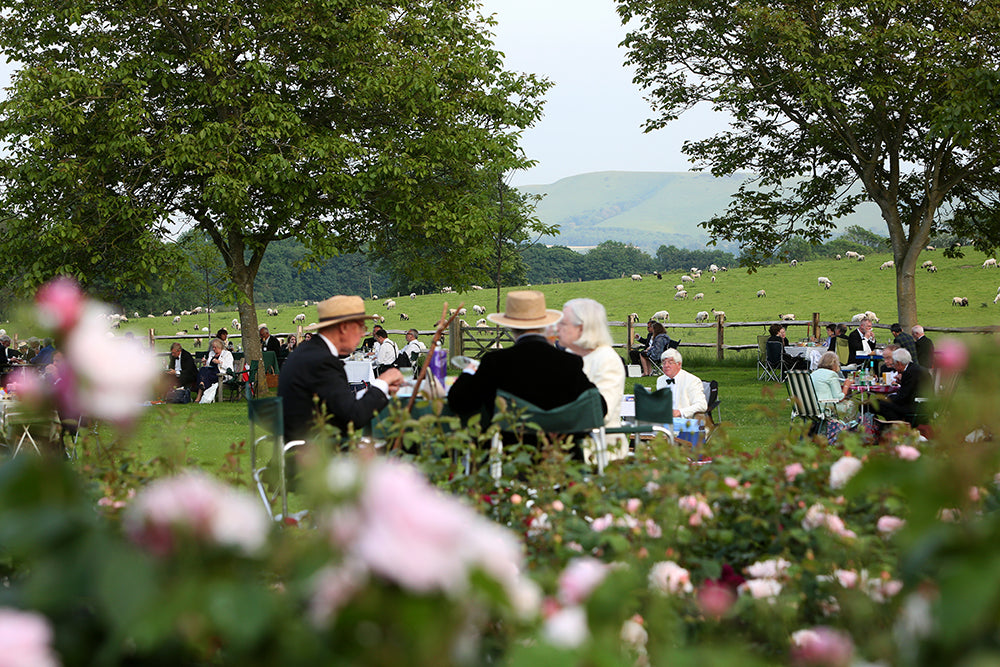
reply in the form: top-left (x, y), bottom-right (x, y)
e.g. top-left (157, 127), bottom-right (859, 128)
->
top-left (655, 348), bottom-right (707, 418)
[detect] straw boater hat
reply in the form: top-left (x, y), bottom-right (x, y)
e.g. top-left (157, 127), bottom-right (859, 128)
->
top-left (305, 295), bottom-right (369, 331)
top-left (486, 290), bottom-right (562, 329)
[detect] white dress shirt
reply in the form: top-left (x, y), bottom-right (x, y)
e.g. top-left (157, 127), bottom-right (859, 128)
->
top-left (317, 333), bottom-right (388, 397)
top-left (656, 367), bottom-right (707, 418)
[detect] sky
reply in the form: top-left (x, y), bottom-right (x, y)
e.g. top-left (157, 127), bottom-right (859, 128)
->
top-left (479, 0), bottom-right (728, 186)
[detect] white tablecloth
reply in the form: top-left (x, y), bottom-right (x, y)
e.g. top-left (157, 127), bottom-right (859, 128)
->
top-left (344, 360), bottom-right (375, 384)
top-left (785, 346), bottom-right (825, 370)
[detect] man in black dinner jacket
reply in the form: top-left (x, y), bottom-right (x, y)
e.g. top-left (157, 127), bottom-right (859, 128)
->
top-left (279, 296), bottom-right (403, 442)
top-left (847, 317), bottom-right (877, 365)
top-left (874, 348), bottom-right (931, 426)
top-left (448, 291), bottom-right (604, 458)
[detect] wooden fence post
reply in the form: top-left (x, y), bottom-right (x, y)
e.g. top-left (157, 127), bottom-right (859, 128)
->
top-left (626, 318), bottom-right (634, 358)
top-left (449, 318), bottom-right (463, 358)
top-left (148, 328), bottom-right (155, 349)
top-left (716, 315), bottom-right (725, 361)
top-left (812, 313), bottom-right (820, 342)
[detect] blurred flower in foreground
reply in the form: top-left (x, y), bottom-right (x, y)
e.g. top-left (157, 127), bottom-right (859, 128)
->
top-left (790, 626), bottom-right (854, 666)
top-left (322, 458), bottom-right (538, 619)
top-left (558, 557), bottom-right (608, 605)
top-left (35, 276), bottom-right (85, 333)
top-left (648, 560), bottom-right (693, 595)
top-left (829, 456), bottom-right (862, 489)
top-left (543, 605), bottom-right (588, 649)
top-left (934, 337), bottom-right (968, 374)
top-left (125, 471), bottom-right (270, 557)
top-left (0, 607), bottom-right (61, 667)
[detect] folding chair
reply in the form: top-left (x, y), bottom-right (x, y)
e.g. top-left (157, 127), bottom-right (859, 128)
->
top-left (784, 370), bottom-right (839, 436)
top-left (765, 339), bottom-right (790, 382)
top-left (606, 383), bottom-right (676, 452)
top-left (834, 337), bottom-right (856, 371)
top-left (224, 359), bottom-right (258, 402)
top-left (248, 396), bottom-right (306, 523)
top-left (5, 409), bottom-right (58, 456)
top-left (756, 335), bottom-right (774, 380)
top-left (701, 380), bottom-right (721, 427)
top-left (490, 388), bottom-right (608, 479)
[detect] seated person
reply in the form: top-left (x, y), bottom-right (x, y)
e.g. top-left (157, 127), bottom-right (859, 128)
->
top-left (873, 348), bottom-right (932, 427)
top-left (768, 323), bottom-right (808, 370)
top-left (32, 338), bottom-right (56, 366)
top-left (195, 337), bottom-right (234, 403)
top-left (824, 323), bottom-right (839, 352)
top-left (655, 348), bottom-right (707, 418)
top-left (810, 351), bottom-right (857, 443)
top-left (878, 344), bottom-right (899, 377)
top-left (639, 322), bottom-right (671, 376)
top-left (629, 320), bottom-right (656, 365)
top-left (399, 329), bottom-right (427, 367)
top-left (448, 291), bottom-right (604, 461)
top-left (260, 324), bottom-right (281, 355)
top-left (361, 324), bottom-right (384, 354)
top-left (373, 329), bottom-right (400, 375)
top-left (165, 342), bottom-right (198, 394)
top-left (847, 318), bottom-right (877, 366)
top-left (280, 334), bottom-right (298, 366)
top-left (216, 328), bottom-right (234, 352)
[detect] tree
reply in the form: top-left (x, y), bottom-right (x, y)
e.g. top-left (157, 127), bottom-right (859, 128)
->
top-left (618, 0), bottom-right (1000, 326)
top-left (0, 0), bottom-right (548, 390)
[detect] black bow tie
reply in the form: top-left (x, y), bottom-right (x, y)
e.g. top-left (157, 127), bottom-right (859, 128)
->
top-left (663, 378), bottom-right (675, 385)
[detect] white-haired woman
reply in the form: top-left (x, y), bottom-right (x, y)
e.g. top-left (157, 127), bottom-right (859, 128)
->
top-left (558, 298), bottom-right (627, 461)
top-left (810, 351), bottom-right (857, 444)
top-left (195, 337), bottom-right (234, 403)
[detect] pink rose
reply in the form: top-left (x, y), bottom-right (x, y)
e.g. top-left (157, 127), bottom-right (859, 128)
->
top-left (834, 569), bottom-right (858, 588)
top-left (790, 626), bottom-right (854, 666)
top-left (785, 462), bottom-right (805, 482)
top-left (697, 583), bottom-right (736, 619)
top-left (745, 558), bottom-right (791, 580)
top-left (724, 476), bottom-right (739, 488)
top-left (35, 276), bottom-right (85, 332)
top-left (934, 338), bottom-right (968, 373)
top-left (543, 605), bottom-right (588, 648)
top-left (895, 445), bottom-right (921, 461)
top-left (648, 560), bottom-right (693, 595)
top-left (308, 561), bottom-right (369, 626)
top-left (0, 608), bottom-right (60, 667)
top-left (738, 578), bottom-right (782, 600)
top-left (829, 456), bottom-right (862, 489)
top-left (558, 557), bottom-right (608, 605)
top-left (877, 515), bottom-right (905, 534)
top-left (551, 500), bottom-right (565, 512)
top-left (644, 519), bottom-right (662, 538)
top-left (626, 498), bottom-right (642, 514)
top-left (591, 513), bottom-right (614, 532)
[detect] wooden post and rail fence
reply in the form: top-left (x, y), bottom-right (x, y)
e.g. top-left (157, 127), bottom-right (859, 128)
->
top-left (146, 315), bottom-right (1000, 364)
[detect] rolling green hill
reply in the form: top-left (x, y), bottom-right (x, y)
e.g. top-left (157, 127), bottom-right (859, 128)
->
top-left (519, 171), bottom-right (886, 253)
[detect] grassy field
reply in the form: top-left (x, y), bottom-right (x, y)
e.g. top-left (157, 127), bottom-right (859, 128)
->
top-left (5, 250), bottom-right (998, 474)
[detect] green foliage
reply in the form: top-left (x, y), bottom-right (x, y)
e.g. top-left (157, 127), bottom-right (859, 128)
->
top-left (617, 0), bottom-right (1000, 324)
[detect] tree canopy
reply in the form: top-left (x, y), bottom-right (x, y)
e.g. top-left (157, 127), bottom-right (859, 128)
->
top-left (618, 0), bottom-right (1000, 325)
top-left (0, 0), bottom-right (549, 377)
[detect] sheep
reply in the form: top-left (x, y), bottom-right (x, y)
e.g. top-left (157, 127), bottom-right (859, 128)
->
top-left (880, 260), bottom-right (894, 270)
top-left (865, 310), bottom-right (879, 323)
top-left (709, 264), bottom-right (719, 273)
top-left (651, 310), bottom-right (669, 321)
top-left (710, 275), bottom-right (716, 283)
top-left (201, 327), bottom-right (208, 332)
top-left (133, 311), bottom-right (140, 318)
top-left (457, 307), bottom-right (467, 316)
top-left (921, 260), bottom-right (934, 268)
top-left (441, 286), bottom-right (453, 293)
top-left (628, 312), bottom-right (640, 323)
top-left (448, 308), bottom-right (457, 316)
top-left (172, 315), bottom-right (181, 324)
top-left (757, 289), bottom-right (766, 298)
top-left (844, 251), bottom-right (859, 259)
top-left (994, 294), bottom-right (1000, 305)
top-left (162, 310), bottom-right (173, 316)
top-left (695, 311), bottom-right (710, 323)
top-left (711, 308), bottom-right (726, 321)
top-left (193, 338), bottom-right (202, 348)
top-left (835, 254), bottom-right (842, 260)
top-left (472, 305), bottom-right (485, 315)
top-left (790, 259), bottom-right (798, 266)
top-left (265, 307), bottom-right (277, 317)
top-left (372, 314), bottom-right (385, 323)
top-left (823, 280), bottom-right (832, 289)
top-left (372, 295), bottom-right (379, 301)
top-left (952, 296), bottom-right (969, 306)
top-left (675, 284), bottom-right (684, 291)
top-left (984, 258), bottom-right (998, 268)
top-left (857, 254), bottom-right (866, 262)
top-left (780, 313), bottom-right (795, 321)
top-left (693, 292), bottom-right (705, 300)
top-left (410, 293), bottom-right (417, 299)
top-left (476, 318), bottom-right (489, 327)
top-left (471, 285), bottom-right (484, 290)
top-left (175, 330), bottom-right (187, 335)
top-left (681, 275), bottom-right (694, 283)
top-left (181, 310), bottom-right (191, 316)
top-left (399, 312), bottom-right (410, 320)
top-left (926, 245), bottom-right (935, 251)
top-left (630, 273), bottom-right (643, 281)
top-left (293, 313), bottom-right (306, 323)
top-left (193, 307), bottom-right (203, 314)
top-left (927, 265), bottom-right (938, 273)
top-left (851, 312), bottom-right (865, 322)
top-left (304, 300), bottom-right (310, 306)
top-left (674, 290), bottom-right (688, 300)
top-left (654, 271), bottom-right (662, 279)
top-left (231, 318), bottom-right (239, 327)
top-left (817, 276), bottom-right (831, 286)
top-left (384, 299), bottom-right (396, 309)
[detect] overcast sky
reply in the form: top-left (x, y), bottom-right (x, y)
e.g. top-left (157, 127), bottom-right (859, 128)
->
top-left (0, 1), bottom-right (731, 188)
top-left (480, 0), bottom-right (729, 186)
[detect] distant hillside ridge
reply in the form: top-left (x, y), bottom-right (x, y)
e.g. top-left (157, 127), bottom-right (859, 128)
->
top-left (517, 170), bottom-right (885, 254)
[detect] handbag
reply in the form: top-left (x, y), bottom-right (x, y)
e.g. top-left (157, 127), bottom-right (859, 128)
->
top-left (166, 387), bottom-right (191, 404)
